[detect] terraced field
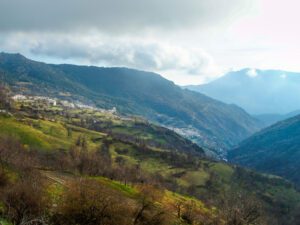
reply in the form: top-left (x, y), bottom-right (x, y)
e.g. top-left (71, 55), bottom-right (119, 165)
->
top-left (0, 103), bottom-right (299, 224)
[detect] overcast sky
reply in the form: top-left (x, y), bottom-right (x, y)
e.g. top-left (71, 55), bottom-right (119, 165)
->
top-left (0, 0), bottom-right (299, 85)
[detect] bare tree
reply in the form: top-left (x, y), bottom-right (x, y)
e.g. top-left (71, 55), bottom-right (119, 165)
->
top-left (220, 191), bottom-right (264, 225)
top-left (2, 176), bottom-right (46, 225)
top-left (133, 185), bottom-right (166, 225)
top-left (0, 83), bottom-right (11, 109)
top-left (51, 178), bottom-right (131, 225)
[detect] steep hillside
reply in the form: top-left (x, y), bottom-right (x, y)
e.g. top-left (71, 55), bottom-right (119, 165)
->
top-left (186, 68), bottom-right (300, 115)
top-left (0, 98), bottom-right (299, 224)
top-left (229, 115), bottom-right (300, 186)
top-left (0, 52), bottom-right (262, 155)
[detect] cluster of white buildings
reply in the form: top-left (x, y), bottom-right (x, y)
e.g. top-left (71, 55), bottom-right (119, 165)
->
top-left (11, 94), bottom-right (117, 114)
top-left (12, 94), bottom-right (57, 106)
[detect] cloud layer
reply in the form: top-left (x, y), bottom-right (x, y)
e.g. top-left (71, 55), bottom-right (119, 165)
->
top-left (0, 32), bottom-right (219, 80)
top-left (1, 0), bottom-right (255, 84)
top-left (0, 0), bottom-right (253, 32)
top-left (2, 0), bottom-right (299, 85)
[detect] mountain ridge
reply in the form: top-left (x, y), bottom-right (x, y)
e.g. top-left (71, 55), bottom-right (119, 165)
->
top-left (0, 52), bottom-right (262, 155)
top-left (185, 68), bottom-right (300, 115)
top-left (229, 114), bottom-right (300, 185)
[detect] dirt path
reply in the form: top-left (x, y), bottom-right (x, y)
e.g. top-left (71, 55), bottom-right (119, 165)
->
top-left (40, 170), bottom-right (73, 187)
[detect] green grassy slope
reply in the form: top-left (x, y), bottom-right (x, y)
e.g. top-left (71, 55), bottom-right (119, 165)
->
top-left (42, 171), bottom-right (218, 225)
top-left (0, 103), bottom-right (299, 224)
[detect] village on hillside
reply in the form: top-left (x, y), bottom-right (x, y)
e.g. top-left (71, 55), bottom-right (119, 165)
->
top-left (12, 94), bottom-right (117, 114)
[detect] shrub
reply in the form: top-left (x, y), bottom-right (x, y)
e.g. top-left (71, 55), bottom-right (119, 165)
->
top-left (0, 169), bottom-right (8, 187)
top-left (2, 176), bottom-right (47, 225)
top-left (51, 179), bottom-right (132, 225)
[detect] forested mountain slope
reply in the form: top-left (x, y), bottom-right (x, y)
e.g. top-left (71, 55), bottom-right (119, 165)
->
top-left (229, 114), bottom-right (300, 186)
top-left (0, 52), bottom-right (262, 155)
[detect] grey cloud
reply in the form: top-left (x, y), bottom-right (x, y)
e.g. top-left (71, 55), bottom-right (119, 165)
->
top-left (0, 0), bottom-right (255, 32)
top-left (0, 32), bottom-right (218, 76)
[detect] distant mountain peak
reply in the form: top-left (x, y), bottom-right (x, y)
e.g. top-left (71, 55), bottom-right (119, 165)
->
top-left (0, 52), bottom-right (26, 59)
top-left (185, 68), bottom-right (300, 115)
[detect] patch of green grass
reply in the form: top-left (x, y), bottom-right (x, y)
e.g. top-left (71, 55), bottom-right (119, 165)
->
top-left (210, 162), bottom-right (234, 182)
top-left (140, 158), bottom-right (170, 174)
top-left (110, 144), bottom-right (138, 165)
top-left (67, 124), bottom-right (107, 137)
top-left (0, 116), bottom-right (109, 151)
top-left (33, 119), bottom-right (67, 139)
top-left (267, 185), bottom-right (300, 206)
top-left (0, 117), bottom-right (59, 150)
top-left (96, 177), bottom-right (138, 198)
top-left (47, 182), bottom-right (65, 203)
top-left (181, 170), bottom-right (209, 186)
top-left (0, 218), bottom-right (12, 225)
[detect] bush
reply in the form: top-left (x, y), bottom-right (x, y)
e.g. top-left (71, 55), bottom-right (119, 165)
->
top-left (51, 179), bottom-right (132, 225)
top-left (0, 136), bottom-right (37, 173)
top-left (0, 83), bottom-right (12, 110)
top-left (2, 176), bottom-right (47, 225)
top-left (0, 169), bottom-right (8, 187)
top-left (133, 185), bottom-right (167, 225)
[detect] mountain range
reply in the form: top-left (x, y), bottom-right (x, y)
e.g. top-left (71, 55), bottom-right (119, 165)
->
top-left (1, 89), bottom-right (299, 224)
top-left (186, 68), bottom-right (300, 115)
top-left (229, 114), bottom-right (300, 185)
top-left (1, 52), bottom-right (300, 224)
top-left (0, 52), bottom-right (262, 156)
